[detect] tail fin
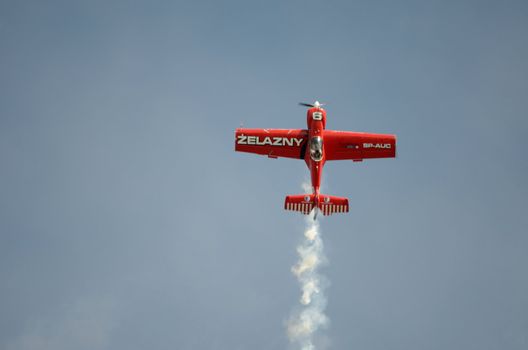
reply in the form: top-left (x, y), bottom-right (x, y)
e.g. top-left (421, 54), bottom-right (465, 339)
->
top-left (284, 194), bottom-right (349, 216)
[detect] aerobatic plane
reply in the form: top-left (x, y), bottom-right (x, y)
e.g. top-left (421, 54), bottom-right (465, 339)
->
top-left (235, 101), bottom-right (396, 218)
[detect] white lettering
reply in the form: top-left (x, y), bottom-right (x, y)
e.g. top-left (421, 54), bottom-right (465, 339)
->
top-left (236, 135), bottom-right (304, 147)
top-left (313, 112), bottom-right (323, 120)
top-left (363, 143), bottom-right (391, 149)
top-left (255, 137), bottom-right (271, 145)
top-left (237, 135), bottom-right (247, 144)
top-left (283, 138), bottom-right (294, 146)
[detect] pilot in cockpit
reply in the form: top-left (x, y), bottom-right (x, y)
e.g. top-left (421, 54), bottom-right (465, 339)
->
top-left (310, 136), bottom-right (323, 161)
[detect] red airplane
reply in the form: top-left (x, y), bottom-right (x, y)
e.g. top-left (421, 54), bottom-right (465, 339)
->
top-left (235, 101), bottom-right (396, 219)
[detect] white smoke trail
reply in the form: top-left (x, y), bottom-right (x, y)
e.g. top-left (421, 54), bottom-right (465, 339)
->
top-left (286, 191), bottom-right (329, 350)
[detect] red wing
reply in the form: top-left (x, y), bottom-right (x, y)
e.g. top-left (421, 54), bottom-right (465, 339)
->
top-left (235, 128), bottom-right (308, 159)
top-left (324, 130), bottom-right (396, 161)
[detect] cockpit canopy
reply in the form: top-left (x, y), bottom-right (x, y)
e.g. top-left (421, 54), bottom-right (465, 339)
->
top-left (310, 136), bottom-right (323, 161)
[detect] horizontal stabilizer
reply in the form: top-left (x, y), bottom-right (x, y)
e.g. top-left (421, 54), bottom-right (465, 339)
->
top-left (284, 194), bottom-right (349, 216)
top-left (318, 195), bottom-right (349, 215)
top-left (284, 194), bottom-right (315, 214)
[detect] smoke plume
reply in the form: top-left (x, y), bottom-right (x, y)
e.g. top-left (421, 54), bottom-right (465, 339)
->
top-left (286, 206), bottom-right (329, 350)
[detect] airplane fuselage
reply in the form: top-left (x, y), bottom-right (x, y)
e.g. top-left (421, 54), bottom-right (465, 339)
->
top-left (305, 107), bottom-right (327, 202)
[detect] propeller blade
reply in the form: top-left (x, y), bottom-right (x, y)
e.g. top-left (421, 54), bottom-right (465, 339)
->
top-left (299, 102), bottom-right (315, 107)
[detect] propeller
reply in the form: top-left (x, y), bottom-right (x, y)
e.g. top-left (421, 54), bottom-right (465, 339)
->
top-left (299, 101), bottom-right (325, 108)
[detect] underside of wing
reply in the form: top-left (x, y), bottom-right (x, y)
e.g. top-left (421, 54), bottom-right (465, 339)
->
top-left (324, 130), bottom-right (396, 161)
top-left (235, 128), bottom-right (308, 159)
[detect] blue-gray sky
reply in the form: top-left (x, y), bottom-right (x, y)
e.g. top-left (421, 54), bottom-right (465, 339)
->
top-left (1, 0), bottom-right (527, 349)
